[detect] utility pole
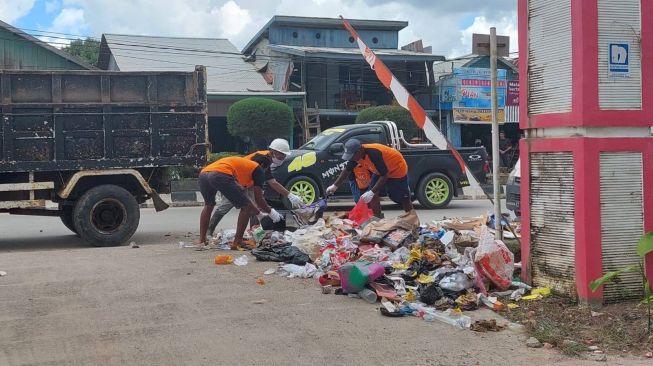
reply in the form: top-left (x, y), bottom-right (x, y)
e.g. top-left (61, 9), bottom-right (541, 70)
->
top-left (490, 27), bottom-right (503, 240)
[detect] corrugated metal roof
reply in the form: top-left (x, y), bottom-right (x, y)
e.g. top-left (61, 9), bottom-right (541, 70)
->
top-left (268, 44), bottom-right (444, 61)
top-left (100, 34), bottom-right (273, 93)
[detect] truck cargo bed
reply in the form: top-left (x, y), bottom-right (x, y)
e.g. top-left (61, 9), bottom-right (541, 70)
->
top-left (0, 67), bottom-right (207, 173)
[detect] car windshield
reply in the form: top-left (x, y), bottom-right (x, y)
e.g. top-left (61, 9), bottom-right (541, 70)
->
top-left (300, 128), bottom-right (346, 150)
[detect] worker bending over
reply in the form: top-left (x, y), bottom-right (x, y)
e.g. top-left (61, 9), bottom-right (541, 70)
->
top-left (326, 139), bottom-right (413, 217)
top-left (198, 155), bottom-right (282, 249)
top-left (207, 139), bottom-right (303, 240)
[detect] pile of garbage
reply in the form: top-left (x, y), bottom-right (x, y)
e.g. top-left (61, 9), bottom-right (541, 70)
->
top-left (205, 200), bottom-right (550, 330)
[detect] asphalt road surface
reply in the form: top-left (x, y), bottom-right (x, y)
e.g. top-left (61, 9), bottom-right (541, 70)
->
top-left (0, 202), bottom-right (646, 365)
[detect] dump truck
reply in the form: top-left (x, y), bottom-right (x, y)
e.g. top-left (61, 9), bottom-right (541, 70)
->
top-left (0, 66), bottom-right (208, 246)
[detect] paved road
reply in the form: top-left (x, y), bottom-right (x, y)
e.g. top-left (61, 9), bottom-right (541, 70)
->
top-left (0, 202), bottom-right (645, 366)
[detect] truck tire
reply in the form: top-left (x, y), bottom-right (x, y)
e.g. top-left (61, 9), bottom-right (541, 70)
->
top-left (285, 176), bottom-right (319, 205)
top-left (73, 184), bottom-right (140, 247)
top-left (58, 204), bottom-right (79, 236)
top-left (417, 172), bottom-right (454, 209)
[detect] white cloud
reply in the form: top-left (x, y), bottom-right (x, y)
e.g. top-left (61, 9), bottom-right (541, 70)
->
top-left (51, 7), bottom-right (87, 34)
top-left (215, 1), bottom-right (252, 38)
top-left (45, 0), bottom-right (60, 13)
top-left (36, 0), bottom-right (517, 59)
top-left (0, 0), bottom-right (36, 23)
top-left (452, 14), bottom-right (518, 57)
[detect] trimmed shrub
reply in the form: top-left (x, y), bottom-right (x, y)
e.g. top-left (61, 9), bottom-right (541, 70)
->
top-left (355, 105), bottom-right (420, 139)
top-left (227, 98), bottom-right (293, 149)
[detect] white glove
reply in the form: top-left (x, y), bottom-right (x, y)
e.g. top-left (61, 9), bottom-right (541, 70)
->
top-left (287, 193), bottom-right (304, 208)
top-left (360, 191), bottom-right (375, 203)
top-left (326, 184), bottom-right (337, 196)
top-left (268, 209), bottom-right (283, 223)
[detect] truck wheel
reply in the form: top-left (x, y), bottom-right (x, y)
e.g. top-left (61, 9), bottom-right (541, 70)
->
top-left (286, 176), bottom-right (319, 205)
top-left (58, 204), bottom-right (79, 236)
top-left (417, 173), bottom-right (454, 209)
top-left (73, 185), bottom-right (140, 247)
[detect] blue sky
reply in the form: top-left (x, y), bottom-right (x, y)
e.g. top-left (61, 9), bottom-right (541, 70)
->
top-left (3, 0), bottom-right (518, 57)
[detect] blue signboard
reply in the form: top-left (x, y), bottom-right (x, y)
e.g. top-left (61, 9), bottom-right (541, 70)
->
top-left (452, 67), bottom-right (507, 123)
top-left (608, 43), bottom-right (630, 77)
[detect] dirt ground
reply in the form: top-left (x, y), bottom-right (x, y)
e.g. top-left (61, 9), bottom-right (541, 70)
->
top-left (0, 243), bottom-right (650, 366)
top-left (505, 295), bottom-right (653, 359)
top-left (1, 208), bottom-right (652, 366)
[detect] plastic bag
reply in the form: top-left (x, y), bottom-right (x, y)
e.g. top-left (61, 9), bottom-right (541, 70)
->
top-left (474, 226), bottom-right (514, 290)
top-left (348, 199), bottom-right (373, 225)
top-left (281, 263), bottom-right (317, 278)
top-left (439, 272), bottom-right (474, 292)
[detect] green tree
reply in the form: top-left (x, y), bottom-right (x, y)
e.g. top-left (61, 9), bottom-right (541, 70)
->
top-left (63, 38), bottom-right (100, 67)
top-left (227, 98), bottom-right (293, 150)
top-left (355, 105), bottom-right (420, 139)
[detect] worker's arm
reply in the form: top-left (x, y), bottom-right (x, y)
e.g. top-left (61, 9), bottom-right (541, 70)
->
top-left (267, 178), bottom-right (290, 197)
top-left (328, 161), bottom-right (356, 193)
top-left (251, 167), bottom-right (270, 213)
top-left (367, 149), bottom-right (389, 194)
top-left (252, 186), bottom-right (272, 213)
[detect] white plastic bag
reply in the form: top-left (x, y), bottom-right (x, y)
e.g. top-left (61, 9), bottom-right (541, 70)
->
top-left (474, 226), bottom-right (514, 290)
top-left (281, 263), bottom-right (317, 278)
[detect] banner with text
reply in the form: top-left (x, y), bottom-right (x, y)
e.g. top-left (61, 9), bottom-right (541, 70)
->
top-left (453, 67), bottom-right (506, 124)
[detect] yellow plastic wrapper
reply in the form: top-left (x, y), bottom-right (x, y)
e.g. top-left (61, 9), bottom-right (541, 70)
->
top-left (405, 288), bottom-right (416, 302)
top-left (391, 263), bottom-right (409, 270)
top-left (507, 303), bottom-right (520, 309)
top-left (404, 247), bottom-right (422, 266)
top-left (531, 287), bottom-right (551, 296)
top-left (521, 287), bottom-right (552, 301)
top-left (417, 274), bottom-right (435, 284)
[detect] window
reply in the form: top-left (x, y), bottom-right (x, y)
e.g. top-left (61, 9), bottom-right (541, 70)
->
top-left (349, 36), bottom-right (355, 43)
top-left (292, 31), bottom-right (298, 38)
top-left (315, 32), bottom-right (321, 39)
top-left (372, 37), bottom-right (379, 44)
top-left (340, 132), bottom-right (384, 144)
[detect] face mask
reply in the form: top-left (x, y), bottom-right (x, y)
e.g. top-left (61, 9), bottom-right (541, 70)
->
top-left (271, 157), bottom-right (284, 167)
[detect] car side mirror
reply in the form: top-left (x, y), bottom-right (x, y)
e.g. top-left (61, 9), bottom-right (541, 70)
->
top-left (330, 143), bottom-right (344, 156)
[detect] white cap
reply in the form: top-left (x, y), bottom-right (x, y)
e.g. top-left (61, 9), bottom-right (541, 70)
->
top-left (269, 138), bottom-right (291, 155)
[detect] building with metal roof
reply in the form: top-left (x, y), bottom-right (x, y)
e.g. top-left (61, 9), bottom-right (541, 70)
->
top-left (0, 20), bottom-right (95, 70)
top-left (434, 54), bottom-right (520, 151)
top-left (243, 16), bottom-right (444, 141)
top-left (99, 34), bottom-right (273, 94)
top-left (99, 33), bottom-right (305, 151)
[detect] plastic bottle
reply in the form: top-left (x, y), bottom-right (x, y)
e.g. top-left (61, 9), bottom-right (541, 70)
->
top-left (358, 288), bottom-right (378, 304)
top-left (214, 255), bottom-right (234, 265)
top-left (422, 308), bottom-right (472, 329)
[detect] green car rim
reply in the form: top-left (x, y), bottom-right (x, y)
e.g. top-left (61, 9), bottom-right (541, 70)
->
top-left (289, 180), bottom-right (316, 204)
top-left (425, 177), bottom-right (450, 205)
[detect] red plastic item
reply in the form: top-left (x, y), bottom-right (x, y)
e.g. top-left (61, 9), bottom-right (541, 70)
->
top-left (348, 199), bottom-right (373, 225)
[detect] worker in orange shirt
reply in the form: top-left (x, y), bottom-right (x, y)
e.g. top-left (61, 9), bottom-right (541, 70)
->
top-left (206, 139), bottom-right (302, 240)
top-left (198, 155), bottom-right (282, 249)
top-left (326, 139), bottom-right (413, 217)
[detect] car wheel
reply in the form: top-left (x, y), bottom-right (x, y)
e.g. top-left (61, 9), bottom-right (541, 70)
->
top-left (73, 185), bottom-right (140, 247)
top-left (285, 176), bottom-right (319, 205)
top-left (417, 172), bottom-right (454, 209)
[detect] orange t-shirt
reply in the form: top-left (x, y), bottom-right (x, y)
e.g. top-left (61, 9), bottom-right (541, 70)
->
top-left (354, 143), bottom-right (408, 179)
top-left (201, 156), bottom-right (264, 188)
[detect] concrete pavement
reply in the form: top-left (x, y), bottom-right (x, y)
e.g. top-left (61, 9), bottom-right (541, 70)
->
top-left (0, 203), bottom-right (646, 366)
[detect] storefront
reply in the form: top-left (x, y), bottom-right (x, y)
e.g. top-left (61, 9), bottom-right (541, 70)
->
top-left (435, 57), bottom-right (520, 167)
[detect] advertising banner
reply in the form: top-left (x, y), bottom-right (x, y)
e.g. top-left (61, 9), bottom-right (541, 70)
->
top-left (453, 67), bottom-right (506, 124)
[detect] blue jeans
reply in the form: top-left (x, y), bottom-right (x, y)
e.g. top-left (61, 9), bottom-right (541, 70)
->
top-left (349, 179), bottom-right (367, 203)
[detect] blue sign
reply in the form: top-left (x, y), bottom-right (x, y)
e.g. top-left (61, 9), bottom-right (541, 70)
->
top-left (451, 67), bottom-right (507, 123)
top-left (608, 43), bottom-right (630, 77)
